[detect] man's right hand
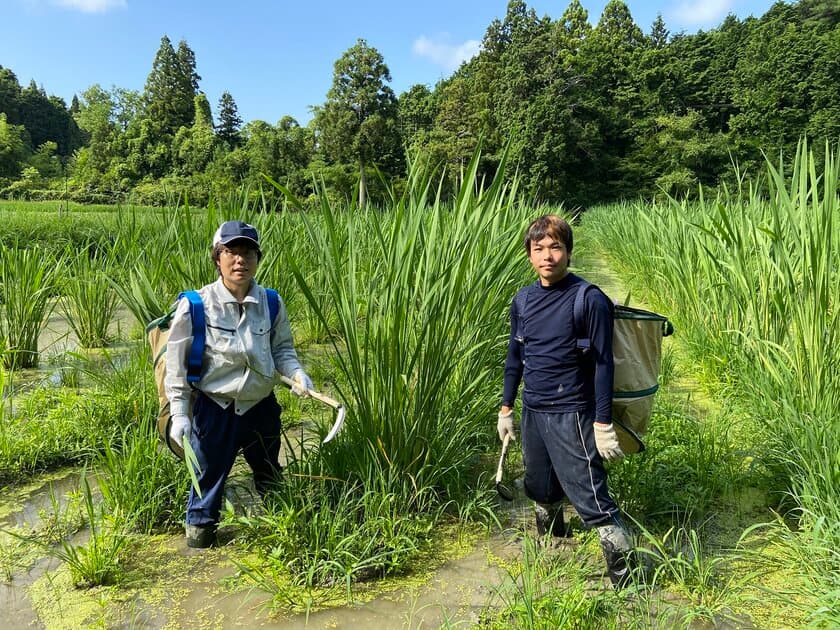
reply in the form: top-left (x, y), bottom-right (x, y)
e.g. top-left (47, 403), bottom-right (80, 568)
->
top-left (497, 408), bottom-right (516, 443)
top-left (169, 414), bottom-right (191, 447)
top-left (594, 421), bottom-right (624, 461)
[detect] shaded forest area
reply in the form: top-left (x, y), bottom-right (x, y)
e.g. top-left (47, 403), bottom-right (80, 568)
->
top-left (0, 0), bottom-right (838, 207)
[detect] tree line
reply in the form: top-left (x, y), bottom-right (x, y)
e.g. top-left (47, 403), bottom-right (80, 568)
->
top-left (0, 0), bottom-right (837, 207)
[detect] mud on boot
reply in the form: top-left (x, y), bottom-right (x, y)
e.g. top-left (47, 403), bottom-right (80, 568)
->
top-left (597, 523), bottom-right (634, 588)
top-left (535, 503), bottom-right (572, 539)
top-left (186, 524), bottom-right (217, 549)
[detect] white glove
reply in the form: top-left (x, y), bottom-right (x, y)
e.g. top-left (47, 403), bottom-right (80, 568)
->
top-left (594, 422), bottom-right (624, 461)
top-left (169, 414), bottom-right (191, 447)
top-left (291, 369), bottom-right (314, 397)
top-left (497, 409), bottom-right (516, 443)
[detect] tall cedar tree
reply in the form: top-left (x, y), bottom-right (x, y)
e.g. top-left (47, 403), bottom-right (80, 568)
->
top-left (315, 39), bottom-right (401, 207)
top-left (216, 91), bottom-right (243, 148)
top-left (143, 36), bottom-right (201, 139)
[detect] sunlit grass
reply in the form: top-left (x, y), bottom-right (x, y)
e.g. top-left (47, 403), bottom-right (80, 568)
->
top-left (0, 246), bottom-right (62, 368)
top-left (585, 139), bottom-right (840, 625)
top-left (60, 248), bottom-right (120, 348)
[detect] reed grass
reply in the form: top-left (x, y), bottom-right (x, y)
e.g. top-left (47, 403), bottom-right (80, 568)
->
top-left (584, 139), bottom-right (840, 625)
top-left (0, 246), bottom-right (62, 368)
top-left (60, 248), bottom-right (120, 348)
top-left (270, 151), bottom-right (531, 511)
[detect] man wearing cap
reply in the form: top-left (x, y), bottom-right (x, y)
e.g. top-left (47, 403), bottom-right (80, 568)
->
top-left (165, 219), bottom-right (313, 548)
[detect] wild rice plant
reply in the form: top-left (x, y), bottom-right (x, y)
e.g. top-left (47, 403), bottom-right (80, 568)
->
top-left (270, 150), bottom-right (532, 510)
top-left (60, 247), bottom-right (120, 348)
top-left (0, 246), bottom-right (62, 368)
top-left (0, 364), bottom-right (7, 464)
top-left (585, 139), bottom-right (839, 624)
top-left (96, 422), bottom-right (189, 533)
top-left (52, 473), bottom-right (130, 588)
top-left (71, 343), bottom-right (152, 409)
top-left (108, 214), bottom-right (212, 324)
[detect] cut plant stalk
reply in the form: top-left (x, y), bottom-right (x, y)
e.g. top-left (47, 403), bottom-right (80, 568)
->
top-left (181, 439), bottom-right (203, 499)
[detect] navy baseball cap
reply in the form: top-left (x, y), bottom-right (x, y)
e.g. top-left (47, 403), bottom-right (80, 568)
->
top-left (212, 220), bottom-right (260, 248)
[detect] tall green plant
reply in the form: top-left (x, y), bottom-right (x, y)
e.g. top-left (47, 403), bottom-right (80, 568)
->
top-left (96, 422), bottom-right (189, 533)
top-left (585, 139), bottom-right (840, 625)
top-left (60, 248), bottom-right (120, 347)
top-left (0, 246), bottom-right (62, 368)
top-left (273, 150), bottom-right (531, 509)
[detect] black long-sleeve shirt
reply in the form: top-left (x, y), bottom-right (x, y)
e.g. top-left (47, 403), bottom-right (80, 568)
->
top-left (501, 273), bottom-right (614, 422)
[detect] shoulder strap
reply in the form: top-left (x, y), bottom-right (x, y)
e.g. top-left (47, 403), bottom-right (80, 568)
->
top-left (513, 284), bottom-right (533, 344)
top-left (177, 290), bottom-right (205, 384)
top-left (265, 288), bottom-right (280, 325)
top-left (573, 279), bottom-right (593, 352)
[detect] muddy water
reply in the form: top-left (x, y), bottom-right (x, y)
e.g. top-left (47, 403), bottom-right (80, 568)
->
top-left (1, 556), bottom-right (59, 629)
top-left (0, 470), bottom-right (85, 630)
top-left (0, 463), bottom-right (538, 629)
top-left (0, 469), bottom-right (83, 530)
top-left (37, 303), bottom-right (137, 357)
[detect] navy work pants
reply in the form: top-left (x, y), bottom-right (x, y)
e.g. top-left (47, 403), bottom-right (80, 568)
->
top-left (520, 407), bottom-right (620, 527)
top-left (186, 391), bottom-right (282, 527)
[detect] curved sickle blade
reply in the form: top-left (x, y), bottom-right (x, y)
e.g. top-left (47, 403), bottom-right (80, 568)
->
top-left (322, 405), bottom-right (346, 443)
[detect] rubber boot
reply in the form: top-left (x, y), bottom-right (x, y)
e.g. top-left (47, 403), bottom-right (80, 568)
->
top-left (535, 503), bottom-right (571, 539)
top-left (597, 523), bottom-right (633, 588)
top-left (186, 524), bottom-right (217, 549)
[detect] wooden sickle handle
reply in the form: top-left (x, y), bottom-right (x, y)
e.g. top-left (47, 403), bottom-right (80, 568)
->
top-left (277, 374), bottom-right (342, 410)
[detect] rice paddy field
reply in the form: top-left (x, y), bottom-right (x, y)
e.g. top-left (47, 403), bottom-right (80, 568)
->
top-left (0, 145), bottom-right (837, 628)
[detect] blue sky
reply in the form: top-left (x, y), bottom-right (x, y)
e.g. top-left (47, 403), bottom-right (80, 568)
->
top-left (4, 0), bottom-right (780, 126)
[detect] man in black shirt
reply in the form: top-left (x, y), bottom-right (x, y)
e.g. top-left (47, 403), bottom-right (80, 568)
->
top-left (498, 214), bottom-right (634, 587)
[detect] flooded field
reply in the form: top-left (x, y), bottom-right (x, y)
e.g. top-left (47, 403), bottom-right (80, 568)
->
top-left (0, 464), bottom-right (589, 629)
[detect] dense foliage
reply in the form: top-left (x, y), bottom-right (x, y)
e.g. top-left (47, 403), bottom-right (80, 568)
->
top-left (0, 0), bottom-right (838, 206)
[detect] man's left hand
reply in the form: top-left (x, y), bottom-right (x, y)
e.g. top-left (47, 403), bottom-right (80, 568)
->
top-left (594, 422), bottom-right (624, 461)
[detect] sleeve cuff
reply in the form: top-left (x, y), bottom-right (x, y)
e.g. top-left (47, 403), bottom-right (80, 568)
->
top-left (170, 401), bottom-right (191, 417)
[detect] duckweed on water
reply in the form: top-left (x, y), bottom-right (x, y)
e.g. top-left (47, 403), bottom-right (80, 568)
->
top-left (24, 522), bottom-right (485, 627)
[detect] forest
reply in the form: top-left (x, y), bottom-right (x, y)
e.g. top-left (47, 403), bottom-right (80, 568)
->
top-left (0, 0), bottom-right (838, 207)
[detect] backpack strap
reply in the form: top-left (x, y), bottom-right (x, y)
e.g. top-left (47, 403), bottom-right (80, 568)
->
top-left (265, 288), bottom-right (280, 326)
top-left (573, 280), bottom-right (593, 353)
top-left (513, 284), bottom-right (533, 346)
top-left (176, 290), bottom-right (205, 385)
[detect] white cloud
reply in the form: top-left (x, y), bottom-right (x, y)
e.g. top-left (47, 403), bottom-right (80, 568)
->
top-left (412, 35), bottom-right (481, 72)
top-left (669, 0), bottom-right (733, 26)
top-left (52, 0), bottom-right (126, 13)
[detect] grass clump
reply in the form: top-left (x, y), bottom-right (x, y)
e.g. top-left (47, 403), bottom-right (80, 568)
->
top-left (96, 421), bottom-right (189, 534)
top-left (60, 248), bottom-right (121, 348)
top-left (0, 246), bottom-right (62, 368)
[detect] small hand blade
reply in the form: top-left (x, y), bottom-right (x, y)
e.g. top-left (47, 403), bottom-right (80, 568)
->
top-left (322, 406), bottom-right (346, 443)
